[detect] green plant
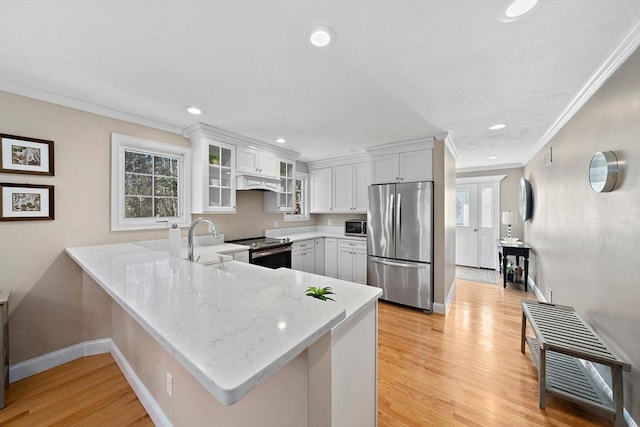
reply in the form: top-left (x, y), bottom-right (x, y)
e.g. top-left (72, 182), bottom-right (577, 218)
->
top-left (305, 286), bottom-right (335, 301)
top-left (209, 154), bottom-right (220, 165)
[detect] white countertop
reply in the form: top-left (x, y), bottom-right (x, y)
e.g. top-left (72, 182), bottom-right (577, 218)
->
top-left (65, 242), bottom-right (380, 406)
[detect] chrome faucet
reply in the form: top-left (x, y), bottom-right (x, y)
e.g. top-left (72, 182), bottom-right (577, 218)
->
top-left (187, 217), bottom-right (219, 262)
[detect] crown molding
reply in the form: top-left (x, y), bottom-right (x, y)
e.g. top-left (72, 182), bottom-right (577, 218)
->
top-left (184, 122), bottom-right (300, 159)
top-left (306, 153), bottom-right (372, 170)
top-left (0, 84), bottom-right (185, 135)
top-left (524, 19), bottom-right (640, 166)
top-left (456, 162), bottom-right (524, 174)
top-left (365, 136), bottom-right (436, 157)
top-left (444, 133), bottom-right (458, 159)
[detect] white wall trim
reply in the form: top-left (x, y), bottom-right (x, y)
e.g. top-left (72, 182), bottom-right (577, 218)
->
top-left (444, 133), bottom-right (458, 159)
top-left (433, 278), bottom-right (457, 315)
top-left (9, 338), bottom-right (111, 383)
top-left (527, 276), bottom-right (546, 302)
top-left (582, 361), bottom-right (638, 427)
top-left (524, 19), bottom-right (640, 166)
top-left (0, 84), bottom-right (184, 135)
top-left (456, 163), bottom-right (524, 174)
top-left (456, 174), bottom-right (507, 184)
top-left (110, 341), bottom-right (173, 427)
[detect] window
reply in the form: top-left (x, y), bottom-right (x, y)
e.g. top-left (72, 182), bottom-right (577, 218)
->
top-left (111, 133), bottom-right (191, 231)
top-left (284, 172), bottom-right (309, 222)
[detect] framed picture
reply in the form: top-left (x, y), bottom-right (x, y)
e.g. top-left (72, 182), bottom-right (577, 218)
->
top-left (0, 183), bottom-right (54, 221)
top-left (0, 134), bottom-right (55, 176)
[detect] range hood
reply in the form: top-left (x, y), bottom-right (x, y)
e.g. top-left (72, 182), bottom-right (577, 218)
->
top-left (236, 174), bottom-right (281, 192)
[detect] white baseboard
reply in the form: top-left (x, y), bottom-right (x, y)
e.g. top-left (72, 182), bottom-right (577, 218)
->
top-left (527, 276), bottom-right (546, 302)
top-left (9, 338), bottom-right (111, 383)
top-left (582, 361), bottom-right (638, 427)
top-left (110, 341), bottom-right (172, 427)
top-left (433, 278), bottom-right (457, 315)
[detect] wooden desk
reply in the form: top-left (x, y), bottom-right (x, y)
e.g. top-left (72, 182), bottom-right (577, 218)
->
top-left (496, 240), bottom-right (531, 291)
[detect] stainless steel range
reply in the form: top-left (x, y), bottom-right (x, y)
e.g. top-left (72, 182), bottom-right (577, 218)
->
top-left (227, 237), bottom-right (292, 269)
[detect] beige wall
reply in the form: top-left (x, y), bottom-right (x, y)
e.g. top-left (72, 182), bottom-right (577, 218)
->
top-left (0, 91), bottom-right (313, 364)
top-left (433, 139), bottom-right (456, 308)
top-left (523, 49), bottom-right (639, 419)
top-left (457, 167), bottom-right (524, 239)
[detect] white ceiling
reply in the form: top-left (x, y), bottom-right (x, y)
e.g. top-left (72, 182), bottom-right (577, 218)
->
top-left (1, 1), bottom-right (639, 169)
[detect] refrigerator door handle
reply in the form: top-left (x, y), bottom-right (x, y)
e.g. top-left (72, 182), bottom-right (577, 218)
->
top-left (396, 192), bottom-right (402, 243)
top-left (370, 257), bottom-right (423, 269)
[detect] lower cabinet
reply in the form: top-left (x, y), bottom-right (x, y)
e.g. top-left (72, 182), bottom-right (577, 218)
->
top-left (292, 240), bottom-right (315, 273)
top-left (233, 250), bottom-right (249, 263)
top-left (314, 239), bottom-right (325, 275)
top-left (337, 240), bottom-right (367, 284)
top-left (325, 238), bottom-right (338, 278)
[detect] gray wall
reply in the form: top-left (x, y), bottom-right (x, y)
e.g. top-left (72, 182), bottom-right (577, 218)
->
top-left (523, 49), bottom-right (639, 420)
top-left (457, 167), bottom-right (524, 240)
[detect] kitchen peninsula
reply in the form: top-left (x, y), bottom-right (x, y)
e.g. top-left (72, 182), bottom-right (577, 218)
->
top-left (66, 242), bottom-right (381, 426)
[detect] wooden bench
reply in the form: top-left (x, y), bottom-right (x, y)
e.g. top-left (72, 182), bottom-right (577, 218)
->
top-left (520, 300), bottom-right (630, 426)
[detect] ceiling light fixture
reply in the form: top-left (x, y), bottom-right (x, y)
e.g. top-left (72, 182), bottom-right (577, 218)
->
top-left (499, 0), bottom-right (538, 22)
top-left (310, 26), bottom-right (335, 47)
top-left (488, 156), bottom-right (498, 160)
top-left (185, 106), bottom-right (202, 115)
top-left (488, 123), bottom-right (508, 130)
top-left (276, 138), bottom-right (286, 144)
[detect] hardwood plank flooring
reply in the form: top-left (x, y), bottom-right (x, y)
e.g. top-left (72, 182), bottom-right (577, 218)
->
top-left (0, 277), bottom-right (615, 426)
top-left (0, 353), bottom-right (152, 426)
top-left (378, 278), bottom-right (613, 426)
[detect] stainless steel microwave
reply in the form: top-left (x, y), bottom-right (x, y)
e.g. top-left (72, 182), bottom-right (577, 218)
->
top-left (345, 220), bottom-right (367, 236)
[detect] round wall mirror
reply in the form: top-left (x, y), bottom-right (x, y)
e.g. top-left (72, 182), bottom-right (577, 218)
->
top-left (519, 177), bottom-right (533, 222)
top-left (588, 151), bottom-right (618, 192)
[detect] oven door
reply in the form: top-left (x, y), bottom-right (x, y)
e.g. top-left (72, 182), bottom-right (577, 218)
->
top-left (250, 246), bottom-right (292, 269)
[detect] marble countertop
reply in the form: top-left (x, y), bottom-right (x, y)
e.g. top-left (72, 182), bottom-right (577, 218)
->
top-left (65, 242), bottom-right (380, 405)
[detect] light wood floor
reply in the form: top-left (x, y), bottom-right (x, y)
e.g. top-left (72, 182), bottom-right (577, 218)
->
top-left (0, 353), bottom-right (153, 426)
top-left (378, 278), bottom-right (612, 426)
top-left (0, 278), bottom-right (613, 426)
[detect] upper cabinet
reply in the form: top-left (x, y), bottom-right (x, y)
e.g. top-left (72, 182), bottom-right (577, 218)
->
top-left (367, 140), bottom-right (434, 184)
top-left (310, 167), bottom-right (333, 213)
top-left (237, 146), bottom-right (278, 179)
top-left (309, 156), bottom-right (371, 214)
top-left (264, 158), bottom-right (296, 212)
top-left (190, 137), bottom-right (236, 213)
top-left (371, 149), bottom-right (432, 184)
top-left (332, 162), bottom-right (371, 213)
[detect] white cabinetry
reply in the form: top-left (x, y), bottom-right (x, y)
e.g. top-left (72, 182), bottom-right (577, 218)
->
top-left (264, 159), bottom-right (296, 212)
top-left (332, 163), bottom-right (371, 213)
top-left (371, 148), bottom-right (432, 184)
top-left (337, 239), bottom-right (367, 284)
top-left (233, 250), bottom-right (249, 263)
top-left (314, 238), bottom-right (325, 275)
top-left (292, 240), bottom-right (315, 273)
top-left (190, 137), bottom-right (236, 213)
top-left (310, 167), bottom-right (333, 213)
top-left (324, 238), bottom-right (338, 278)
top-left (309, 159), bottom-right (371, 214)
top-left (237, 146), bottom-right (278, 178)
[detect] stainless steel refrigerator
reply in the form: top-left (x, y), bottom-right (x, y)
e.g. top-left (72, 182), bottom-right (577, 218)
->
top-left (367, 182), bottom-right (433, 311)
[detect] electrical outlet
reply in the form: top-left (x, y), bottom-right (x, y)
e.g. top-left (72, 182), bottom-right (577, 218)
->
top-left (328, 219), bottom-right (332, 225)
top-left (274, 220), bottom-right (278, 228)
top-left (544, 284), bottom-right (552, 303)
top-left (166, 372), bottom-right (173, 397)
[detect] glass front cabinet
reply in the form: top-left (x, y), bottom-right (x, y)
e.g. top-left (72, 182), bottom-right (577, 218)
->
top-left (264, 159), bottom-right (295, 212)
top-left (192, 137), bottom-right (236, 213)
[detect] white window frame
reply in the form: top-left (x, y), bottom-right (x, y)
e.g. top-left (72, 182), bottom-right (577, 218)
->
top-left (284, 172), bottom-right (309, 222)
top-left (111, 133), bottom-right (191, 231)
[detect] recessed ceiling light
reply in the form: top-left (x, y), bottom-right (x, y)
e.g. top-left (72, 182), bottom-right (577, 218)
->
top-left (488, 123), bottom-right (508, 130)
top-left (276, 138), bottom-right (286, 144)
top-left (185, 106), bottom-right (202, 115)
top-left (310, 26), bottom-right (335, 47)
top-left (499, 0), bottom-right (538, 22)
top-left (488, 156), bottom-right (498, 160)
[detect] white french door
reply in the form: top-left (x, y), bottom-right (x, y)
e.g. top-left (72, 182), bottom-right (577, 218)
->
top-left (455, 180), bottom-right (501, 269)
